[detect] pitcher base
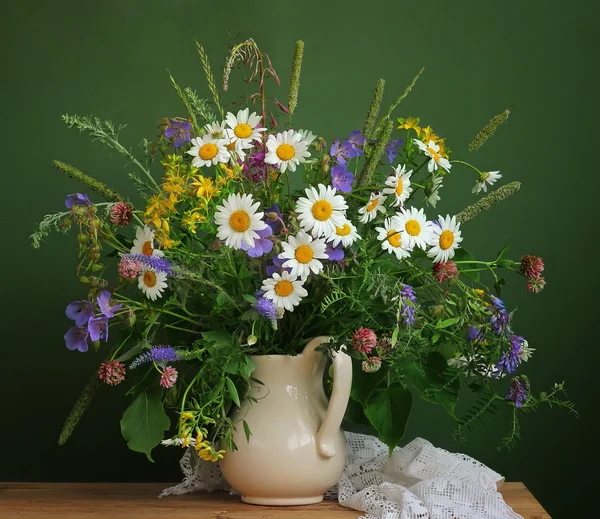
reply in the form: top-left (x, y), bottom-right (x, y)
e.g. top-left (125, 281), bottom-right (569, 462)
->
top-left (241, 495), bottom-right (324, 506)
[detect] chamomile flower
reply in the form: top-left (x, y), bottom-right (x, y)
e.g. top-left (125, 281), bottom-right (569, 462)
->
top-left (472, 170), bottom-right (502, 194)
top-left (131, 225), bottom-right (164, 258)
top-left (264, 129), bottom-right (311, 173)
top-left (414, 139), bottom-right (452, 173)
top-left (188, 134), bottom-right (231, 167)
top-left (382, 164), bottom-right (413, 207)
top-left (296, 184), bottom-right (348, 238)
top-left (376, 217), bottom-right (412, 260)
top-left (204, 121), bottom-right (227, 139)
top-left (327, 218), bottom-right (361, 247)
top-left (138, 269), bottom-right (168, 301)
top-left (298, 129), bottom-right (317, 145)
top-left (427, 215), bottom-right (463, 263)
top-left (280, 231), bottom-right (328, 281)
top-left (214, 193), bottom-right (267, 249)
top-left (395, 206), bottom-right (433, 250)
top-left (425, 174), bottom-right (443, 207)
top-left (225, 108), bottom-right (266, 149)
top-left (261, 271), bottom-right (308, 312)
top-left (358, 193), bottom-right (387, 223)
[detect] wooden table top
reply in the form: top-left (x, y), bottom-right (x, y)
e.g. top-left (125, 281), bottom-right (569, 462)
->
top-left (0, 482), bottom-right (550, 518)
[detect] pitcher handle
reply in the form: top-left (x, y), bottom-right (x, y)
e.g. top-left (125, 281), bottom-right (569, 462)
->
top-left (309, 339), bottom-right (352, 459)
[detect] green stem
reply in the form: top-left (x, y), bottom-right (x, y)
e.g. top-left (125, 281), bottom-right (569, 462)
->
top-left (451, 160), bottom-right (482, 175)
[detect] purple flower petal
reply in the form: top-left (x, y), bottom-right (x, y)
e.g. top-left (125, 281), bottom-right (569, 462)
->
top-left (97, 291), bottom-right (122, 319)
top-left (331, 165), bottom-right (354, 193)
top-left (385, 139), bottom-right (404, 163)
top-left (65, 301), bottom-right (93, 327)
top-left (325, 244), bottom-right (345, 261)
top-left (65, 193), bottom-right (91, 209)
top-left (64, 326), bottom-right (90, 352)
top-left (88, 315), bottom-right (109, 342)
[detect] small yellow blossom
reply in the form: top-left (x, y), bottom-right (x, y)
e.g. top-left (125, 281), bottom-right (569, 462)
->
top-left (181, 411), bottom-right (194, 421)
top-left (182, 211), bottom-right (207, 234)
top-left (181, 435), bottom-right (192, 448)
top-left (191, 175), bottom-right (220, 201)
top-left (398, 117), bottom-right (421, 135)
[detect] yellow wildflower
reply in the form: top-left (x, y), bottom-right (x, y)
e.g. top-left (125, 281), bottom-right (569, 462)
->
top-left (474, 289), bottom-right (485, 298)
top-left (197, 446), bottom-right (225, 462)
top-left (421, 126), bottom-right (441, 144)
top-left (181, 434), bottom-right (192, 448)
top-left (182, 211), bottom-right (206, 234)
top-left (191, 175), bottom-right (220, 201)
top-left (268, 167), bottom-right (278, 181)
top-left (157, 233), bottom-right (178, 250)
top-left (181, 412), bottom-right (194, 421)
top-left (397, 117), bottom-right (421, 135)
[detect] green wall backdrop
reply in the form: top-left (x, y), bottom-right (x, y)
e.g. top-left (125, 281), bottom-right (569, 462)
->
top-left (3, 1), bottom-right (598, 517)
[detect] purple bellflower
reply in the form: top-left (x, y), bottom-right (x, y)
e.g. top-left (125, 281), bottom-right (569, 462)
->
top-left (331, 164), bottom-right (354, 193)
top-left (241, 226), bottom-right (273, 258)
top-left (64, 326), bottom-right (90, 352)
top-left (88, 315), bottom-right (109, 342)
top-left (97, 291), bottom-right (123, 319)
top-left (65, 193), bottom-right (91, 209)
top-left (164, 119), bottom-right (192, 148)
top-left (65, 301), bottom-right (93, 327)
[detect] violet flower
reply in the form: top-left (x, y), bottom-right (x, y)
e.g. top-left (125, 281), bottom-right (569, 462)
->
top-left (400, 284), bottom-right (417, 326)
top-left (331, 164), bottom-right (355, 193)
top-left (241, 226), bottom-right (273, 258)
top-left (130, 346), bottom-right (179, 369)
top-left (97, 291), bottom-right (122, 319)
top-left (266, 253), bottom-right (291, 277)
top-left (347, 130), bottom-right (365, 153)
top-left (386, 139), bottom-right (404, 163)
top-left (467, 325), bottom-right (484, 342)
top-left (255, 296), bottom-right (277, 324)
top-left (65, 193), bottom-right (91, 209)
top-left (330, 139), bottom-right (360, 164)
top-left (65, 301), bottom-right (93, 327)
top-left (88, 315), bottom-right (109, 342)
top-left (264, 204), bottom-right (283, 234)
top-left (164, 119), bottom-right (192, 148)
top-left (495, 334), bottom-right (525, 375)
top-left (489, 296), bottom-right (511, 336)
top-left (64, 326), bottom-right (90, 352)
top-left (506, 376), bottom-right (530, 408)
top-left (121, 254), bottom-right (173, 276)
top-left (325, 243), bottom-right (344, 261)
top-left (244, 150), bottom-right (271, 182)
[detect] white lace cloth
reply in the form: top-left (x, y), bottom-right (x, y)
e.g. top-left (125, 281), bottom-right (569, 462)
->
top-left (160, 432), bottom-right (523, 519)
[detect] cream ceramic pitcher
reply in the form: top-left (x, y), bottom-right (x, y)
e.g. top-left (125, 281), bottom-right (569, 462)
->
top-left (220, 336), bottom-right (352, 505)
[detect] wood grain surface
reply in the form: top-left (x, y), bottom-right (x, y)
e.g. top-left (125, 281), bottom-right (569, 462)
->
top-left (0, 482), bottom-right (550, 518)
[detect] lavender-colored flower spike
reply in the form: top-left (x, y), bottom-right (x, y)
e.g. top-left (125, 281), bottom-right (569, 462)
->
top-left (88, 315), bottom-right (109, 342)
top-left (97, 291), bottom-right (122, 319)
top-left (121, 254), bottom-right (173, 276)
top-left (255, 296), bottom-right (276, 324)
top-left (66, 301), bottom-right (93, 327)
top-left (130, 346), bottom-right (179, 369)
top-left (64, 326), bottom-right (90, 352)
top-left (505, 376), bottom-right (530, 408)
top-left (495, 334), bottom-right (525, 375)
top-left (400, 284), bottom-right (417, 326)
top-left (65, 193), bottom-right (91, 208)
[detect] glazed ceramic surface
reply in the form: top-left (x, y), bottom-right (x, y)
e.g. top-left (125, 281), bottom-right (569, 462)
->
top-left (219, 336), bottom-right (352, 506)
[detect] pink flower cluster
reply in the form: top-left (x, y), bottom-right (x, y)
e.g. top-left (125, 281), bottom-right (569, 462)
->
top-left (352, 327), bottom-right (377, 354)
top-left (98, 360), bottom-right (126, 385)
top-left (362, 356), bottom-right (382, 373)
top-left (432, 261), bottom-right (459, 283)
top-left (110, 202), bottom-right (134, 227)
top-left (160, 366), bottom-right (178, 389)
top-left (520, 255), bottom-right (545, 293)
top-left (118, 257), bottom-right (142, 279)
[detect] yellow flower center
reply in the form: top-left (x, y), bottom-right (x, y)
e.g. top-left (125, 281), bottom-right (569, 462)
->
top-left (336, 224), bottom-right (352, 236)
top-left (366, 198), bottom-right (379, 212)
top-left (143, 271), bottom-right (157, 287)
top-left (387, 229), bottom-right (402, 248)
top-left (142, 240), bottom-right (154, 256)
top-left (295, 245), bottom-right (314, 264)
top-left (405, 220), bottom-right (421, 236)
top-left (395, 181), bottom-right (404, 196)
top-left (274, 280), bottom-right (294, 297)
top-left (426, 146), bottom-right (441, 163)
top-left (439, 230), bottom-right (455, 250)
top-left (311, 200), bottom-right (333, 221)
top-left (234, 123), bottom-right (253, 139)
top-left (276, 143), bottom-right (295, 161)
top-left (199, 143), bottom-right (218, 160)
top-left (229, 210), bottom-right (251, 232)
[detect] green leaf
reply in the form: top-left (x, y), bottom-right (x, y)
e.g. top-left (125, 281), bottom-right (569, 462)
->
top-left (436, 317), bottom-right (459, 329)
top-left (496, 244), bottom-right (511, 261)
top-left (201, 330), bottom-right (232, 348)
top-left (402, 358), bottom-right (437, 404)
top-left (216, 292), bottom-right (227, 306)
top-left (391, 326), bottom-right (399, 348)
top-left (243, 420), bottom-right (252, 442)
top-left (494, 277), bottom-right (506, 296)
top-left (424, 352), bottom-right (460, 416)
top-left (225, 378), bottom-right (241, 407)
top-left (350, 359), bottom-right (388, 405)
top-left (344, 397), bottom-right (374, 428)
top-left (120, 388), bottom-right (170, 462)
top-left (496, 259), bottom-right (517, 268)
top-left (118, 340), bottom-right (150, 363)
top-left (364, 383), bottom-right (412, 454)
top-left (243, 294), bottom-right (257, 305)
top-left (453, 248), bottom-right (480, 282)
top-left (431, 331), bottom-right (441, 344)
top-left (239, 356), bottom-right (256, 378)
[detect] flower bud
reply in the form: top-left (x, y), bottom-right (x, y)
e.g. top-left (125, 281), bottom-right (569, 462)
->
top-left (247, 335), bottom-right (258, 346)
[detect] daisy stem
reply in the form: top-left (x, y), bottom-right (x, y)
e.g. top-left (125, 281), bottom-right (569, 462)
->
top-left (451, 160), bottom-right (482, 175)
top-left (454, 260), bottom-right (494, 265)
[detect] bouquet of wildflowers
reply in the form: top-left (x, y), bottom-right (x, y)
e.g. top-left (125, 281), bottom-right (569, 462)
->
top-left (32, 39), bottom-right (574, 462)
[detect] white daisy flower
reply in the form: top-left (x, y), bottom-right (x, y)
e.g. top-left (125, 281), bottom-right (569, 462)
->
top-left (204, 121), bottom-right (227, 139)
top-left (280, 231), bottom-right (328, 281)
top-left (296, 184), bottom-right (348, 238)
top-left (225, 108), bottom-right (266, 148)
top-left (358, 193), bottom-right (387, 224)
top-left (394, 206), bottom-right (433, 250)
top-left (264, 129), bottom-right (311, 173)
top-left (427, 214), bottom-right (463, 263)
top-left (472, 170), bottom-right (501, 194)
top-left (138, 269), bottom-right (168, 301)
top-left (131, 225), bottom-right (164, 258)
top-left (414, 139), bottom-right (452, 173)
top-left (214, 193), bottom-right (267, 249)
top-left (327, 218), bottom-right (361, 248)
top-left (298, 129), bottom-right (317, 145)
top-left (261, 271), bottom-right (308, 312)
top-left (187, 134), bottom-right (231, 167)
top-left (382, 164), bottom-right (413, 207)
top-left (425, 174), bottom-right (443, 207)
top-left (376, 217), bottom-right (412, 260)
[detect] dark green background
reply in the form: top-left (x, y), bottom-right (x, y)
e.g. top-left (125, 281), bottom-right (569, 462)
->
top-left (3, 1), bottom-right (597, 517)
